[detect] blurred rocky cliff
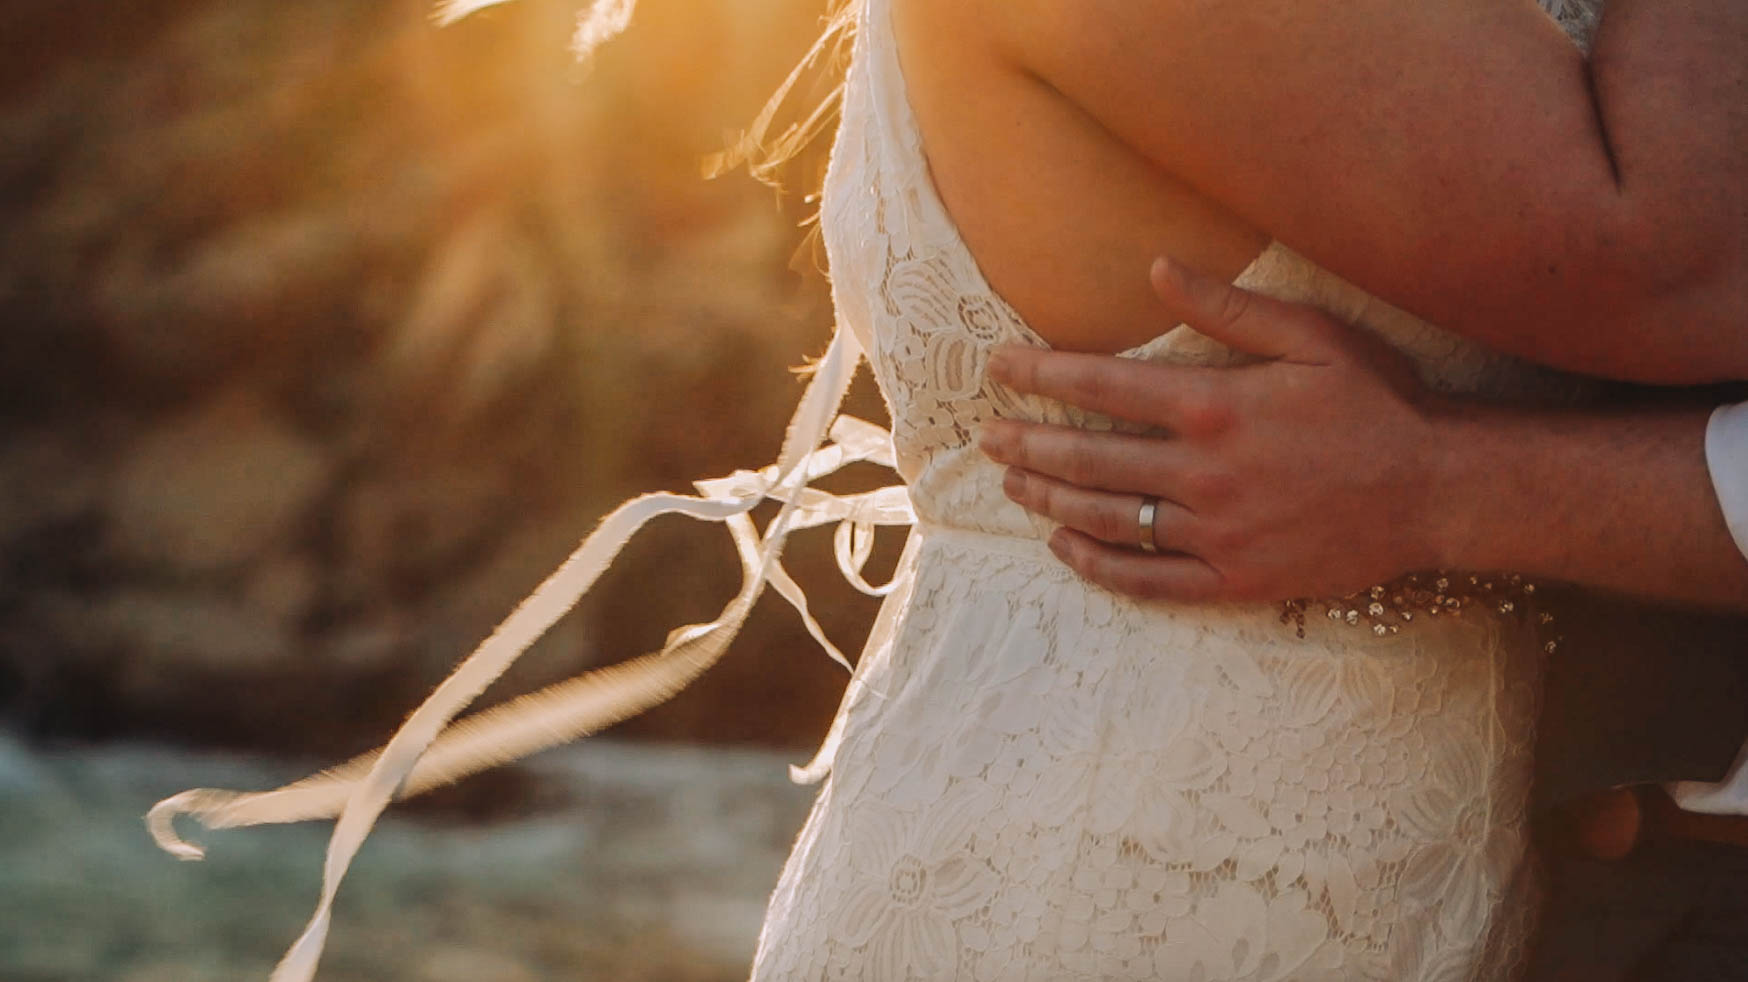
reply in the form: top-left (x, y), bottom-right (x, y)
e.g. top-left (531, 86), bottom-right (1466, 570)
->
top-left (0, 0), bottom-right (887, 758)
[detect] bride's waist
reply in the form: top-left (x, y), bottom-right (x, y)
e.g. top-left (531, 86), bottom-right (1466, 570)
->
top-left (915, 519), bottom-right (1056, 562)
top-left (903, 452), bottom-right (1065, 543)
top-left (909, 518), bottom-right (1534, 653)
top-left (903, 459), bottom-right (1543, 645)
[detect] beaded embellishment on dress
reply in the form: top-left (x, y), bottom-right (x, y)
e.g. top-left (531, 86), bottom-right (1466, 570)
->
top-left (146, 1), bottom-right (1602, 980)
top-left (748, 1), bottom-right (1600, 980)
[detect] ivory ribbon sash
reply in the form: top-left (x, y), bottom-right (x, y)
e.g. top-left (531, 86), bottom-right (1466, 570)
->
top-left (146, 325), bottom-right (914, 982)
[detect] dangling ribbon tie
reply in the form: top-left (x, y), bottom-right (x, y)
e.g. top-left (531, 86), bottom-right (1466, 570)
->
top-left (145, 325), bottom-right (913, 982)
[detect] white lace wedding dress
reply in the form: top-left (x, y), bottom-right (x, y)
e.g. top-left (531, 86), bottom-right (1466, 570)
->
top-left (748, 1), bottom-right (1602, 980)
top-left (145, 3), bottom-right (1604, 980)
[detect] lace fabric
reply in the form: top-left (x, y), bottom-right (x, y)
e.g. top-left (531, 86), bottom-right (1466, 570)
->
top-left (749, 0), bottom-right (1600, 979)
top-left (754, 535), bottom-right (1545, 981)
top-left (146, 0), bottom-right (1604, 979)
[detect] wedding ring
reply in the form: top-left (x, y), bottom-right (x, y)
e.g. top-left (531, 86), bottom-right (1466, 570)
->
top-left (1137, 496), bottom-right (1160, 554)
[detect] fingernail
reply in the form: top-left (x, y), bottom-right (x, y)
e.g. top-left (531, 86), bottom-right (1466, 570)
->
top-left (1151, 256), bottom-right (1181, 292)
top-left (986, 347), bottom-right (1016, 383)
top-left (1047, 528), bottom-right (1070, 560)
top-left (1002, 467), bottom-right (1025, 500)
top-left (976, 421), bottom-right (1007, 458)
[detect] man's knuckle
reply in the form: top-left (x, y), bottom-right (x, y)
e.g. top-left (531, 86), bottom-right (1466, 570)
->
top-left (1185, 467), bottom-right (1231, 502)
top-left (1033, 478), bottom-right (1061, 516)
top-left (1093, 504), bottom-right (1128, 543)
top-left (1078, 548), bottom-right (1111, 581)
top-left (1217, 284), bottom-right (1253, 326)
top-left (1063, 444), bottom-right (1100, 485)
top-left (1179, 388), bottom-right (1233, 436)
top-left (1301, 315), bottom-right (1345, 351)
top-left (1066, 367), bottom-right (1109, 407)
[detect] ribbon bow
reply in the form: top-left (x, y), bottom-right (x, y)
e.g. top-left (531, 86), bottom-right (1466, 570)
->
top-left (146, 325), bottom-right (912, 982)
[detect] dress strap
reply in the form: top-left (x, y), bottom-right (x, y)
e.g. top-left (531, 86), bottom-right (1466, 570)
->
top-left (146, 322), bottom-right (913, 982)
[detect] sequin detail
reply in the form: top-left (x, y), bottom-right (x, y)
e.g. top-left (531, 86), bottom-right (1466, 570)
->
top-left (1281, 572), bottom-right (1561, 653)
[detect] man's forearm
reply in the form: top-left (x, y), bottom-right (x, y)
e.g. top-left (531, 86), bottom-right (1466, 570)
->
top-left (1431, 403), bottom-right (1748, 610)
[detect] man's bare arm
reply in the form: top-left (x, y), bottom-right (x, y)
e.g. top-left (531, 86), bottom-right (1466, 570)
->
top-left (1427, 405), bottom-right (1747, 611)
top-left (979, 260), bottom-right (1748, 610)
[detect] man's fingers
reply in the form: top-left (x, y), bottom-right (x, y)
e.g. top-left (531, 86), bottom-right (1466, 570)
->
top-left (1047, 529), bottom-right (1225, 603)
top-left (1001, 468), bottom-right (1197, 551)
top-left (979, 422), bottom-right (1189, 496)
top-left (985, 348), bottom-right (1224, 432)
top-left (1150, 257), bottom-right (1333, 363)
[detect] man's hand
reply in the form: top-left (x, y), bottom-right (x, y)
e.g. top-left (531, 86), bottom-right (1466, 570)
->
top-left (982, 258), bottom-right (1748, 611)
top-left (980, 258), bottom-right (1447, 603)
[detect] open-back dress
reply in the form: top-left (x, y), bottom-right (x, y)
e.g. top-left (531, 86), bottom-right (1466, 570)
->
top-left (747, 0), bottom-right (1601, 979)
top-left (148, 2), bottom-right (1604, 980)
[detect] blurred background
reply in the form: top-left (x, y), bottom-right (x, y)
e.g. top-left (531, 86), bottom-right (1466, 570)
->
top-left (0, 0), bottom-right (891, 977)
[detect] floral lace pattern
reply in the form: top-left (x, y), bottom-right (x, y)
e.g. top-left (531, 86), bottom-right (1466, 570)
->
top-left (758, 537), bottom-right (1545, 981)
top-left (753, 1), bottom-right (1598, 979)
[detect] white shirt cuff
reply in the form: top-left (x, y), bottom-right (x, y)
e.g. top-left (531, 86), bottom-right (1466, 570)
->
top-left (1672, 402), bottom-right (1748, 814)
top-left (1705, 401), bottom-right (1748, 561)
top-left (1670, 741), bottom-right (1748, 815)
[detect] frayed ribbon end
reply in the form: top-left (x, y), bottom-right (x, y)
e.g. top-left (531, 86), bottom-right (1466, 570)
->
top-left (145, 790), bottom-right (226, 861)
